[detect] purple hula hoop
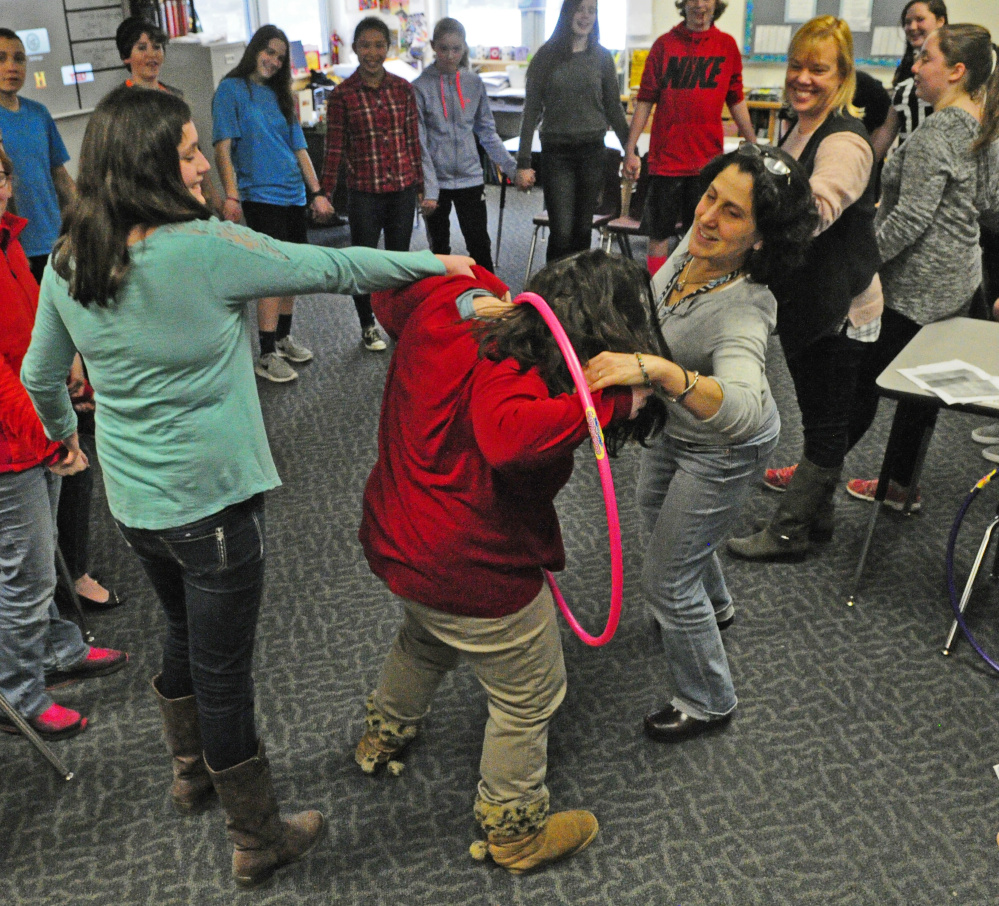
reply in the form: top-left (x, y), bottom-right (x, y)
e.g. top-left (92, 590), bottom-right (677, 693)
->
top-left (513, 291), bottom-right (623, 647)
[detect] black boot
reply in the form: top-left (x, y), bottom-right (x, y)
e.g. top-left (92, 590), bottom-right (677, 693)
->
top-left (727, 459), bottom-right (841, 561)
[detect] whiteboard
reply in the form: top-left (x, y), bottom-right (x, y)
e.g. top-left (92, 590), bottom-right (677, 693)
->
top-left (12, 0), bottom-right (124, 117)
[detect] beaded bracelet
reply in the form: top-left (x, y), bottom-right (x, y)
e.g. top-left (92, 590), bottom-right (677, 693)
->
top-left (634, 352), bottom-right (652, 388)
top-left (666, 369), bottom-right (700, 404)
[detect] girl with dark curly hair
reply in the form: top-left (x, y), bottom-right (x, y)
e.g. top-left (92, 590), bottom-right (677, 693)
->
top-left (355, 249), bottom-right (665, 874)
top-left (587, 144), bottom-right (817, 744)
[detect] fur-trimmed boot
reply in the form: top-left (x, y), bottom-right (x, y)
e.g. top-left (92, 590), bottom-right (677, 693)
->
top-left (354, 693), bottom-right (419, 776)
top-left (469, 790), bottom-right (598, 874)
top-left (151, 674), bottom-right (215, 814)
top-left (207, 743), bottom-right (325, 888)
top-left (727, 458), bottom-right (842, 561)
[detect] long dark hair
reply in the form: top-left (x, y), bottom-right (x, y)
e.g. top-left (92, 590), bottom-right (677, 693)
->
top-left (52, 86), bottom-right (209, 306)
top-left (477, 250), bottom-right (667, 455)
top-left (700, 145), bottom-right (819, 286)
top-left (542, 0), bottom-right (600, 60)
top-left (935, 24), bottom-right (999, 154)
top-left (223, 25), bottom-right (295, 124)
top-left (893, 0), bottom-right (948, 86)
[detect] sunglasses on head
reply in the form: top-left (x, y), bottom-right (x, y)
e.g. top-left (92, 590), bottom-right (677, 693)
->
top-left (736, 142), bottom-right (792, 183)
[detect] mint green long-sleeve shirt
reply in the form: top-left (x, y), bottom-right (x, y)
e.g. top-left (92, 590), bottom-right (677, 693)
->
top-left (22, 218), bottom-right (445, 529)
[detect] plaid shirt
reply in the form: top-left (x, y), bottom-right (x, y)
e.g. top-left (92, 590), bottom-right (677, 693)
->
top-left (322, 70), bottom-right (423, 195)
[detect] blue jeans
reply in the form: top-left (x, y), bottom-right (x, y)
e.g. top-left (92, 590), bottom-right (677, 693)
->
top-left (541, 140), bottom-right (605, 263)
top-left (116, 495), bottom-right (265, 771)
top-left (348, 187), bottom-right (418, 329)
top-left (0, 466), bottom-right (88, 718)
top-left (638, 429), bottom-right (779, 720)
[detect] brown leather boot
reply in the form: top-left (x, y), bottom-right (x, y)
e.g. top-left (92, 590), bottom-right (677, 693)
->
top-left (354, 694), bottom-right (419, 776)
top-left (207, 742), bottom-right (325, 888)
top-left (151, 675), bottom-right (214, 814)
top-left (470, 791), bottom-right (598, 874)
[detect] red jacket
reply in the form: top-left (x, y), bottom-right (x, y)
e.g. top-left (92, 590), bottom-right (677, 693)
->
top-left (360, 268), bottom-right (633, 618)
top-left (638, 24), bottom-right (745, 177)
top-left (0, 212), bottom-right (60, 473)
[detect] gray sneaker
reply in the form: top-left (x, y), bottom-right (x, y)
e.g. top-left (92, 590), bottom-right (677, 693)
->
top-left (362, 325), bottom-right (387, 351)
top-left (983, 445), bottom-right (999, 464)
top-left (972, 423), bottom-right (999, 444)
top-left (275, 334), bottom-right (313, 363)
top-left (255, 352), bottom-right (298, 383)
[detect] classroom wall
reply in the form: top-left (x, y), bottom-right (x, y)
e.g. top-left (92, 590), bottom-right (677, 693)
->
top-left (39, 0), bottom-right (999, 177)
top-left (649, 0), bottom-right (999, 88)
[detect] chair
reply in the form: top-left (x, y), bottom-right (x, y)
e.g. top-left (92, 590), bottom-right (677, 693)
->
top-left (600, 154), bottom-right (650, 259)
top-left (524, 146), bottom-right (623, 280)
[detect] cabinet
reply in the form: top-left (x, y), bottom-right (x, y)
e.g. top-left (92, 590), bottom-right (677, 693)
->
top-left (158, 41), bottom-right (246, 201)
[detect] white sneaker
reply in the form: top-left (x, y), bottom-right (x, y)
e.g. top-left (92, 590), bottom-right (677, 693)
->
top-left (275, 335), bottom-right (313, 363)
top-left (972, 423), bottom-right (999, 444)
top-left (983, 445), bottom-right (999, 464)
top-left (362, 325), bottom-right (387, 351)
top-left (255, 352), bottom-right (298, 383)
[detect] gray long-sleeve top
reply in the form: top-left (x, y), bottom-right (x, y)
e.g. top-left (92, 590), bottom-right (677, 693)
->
top-left (877, 106), bottom-right (999, 324)
top-left (651, 231), bottom-right (780, 447)
top-left (516, 42), bottom-right (629, 168)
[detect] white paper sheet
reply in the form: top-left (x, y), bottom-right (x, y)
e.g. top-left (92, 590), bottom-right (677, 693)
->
top-left (839, 0), bottom-right (873, 33)
top-left (897, 360), bottom-right (999, 407)
top-left (871, 26), bottom-right (906, 58)
top-left (785, 0), bottom-right (816, 23)
top-left (754, 25), bottom-right (792, 55)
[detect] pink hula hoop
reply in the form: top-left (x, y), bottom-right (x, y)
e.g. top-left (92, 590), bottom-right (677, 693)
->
top-left (513, 292), bottom-right (623, 647)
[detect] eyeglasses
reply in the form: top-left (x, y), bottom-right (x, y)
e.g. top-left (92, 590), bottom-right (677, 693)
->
top-left (736, 142), bottom-right (792, 183)
top-left (0, 172), bottom-right (10, 188)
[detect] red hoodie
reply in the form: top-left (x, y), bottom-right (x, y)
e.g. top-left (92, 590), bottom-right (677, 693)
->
top-left (638, 23), bottom-right (745, 177)
top-left (360, 267), bottom-right (632, 618)
top-left (0, 211), bottom-right (60, 473)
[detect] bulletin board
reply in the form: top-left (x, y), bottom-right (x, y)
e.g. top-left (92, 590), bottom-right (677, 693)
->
top-left (744, 0), bottom-right (910, 66)
top-left (11, 0), bottom-right (124, 117)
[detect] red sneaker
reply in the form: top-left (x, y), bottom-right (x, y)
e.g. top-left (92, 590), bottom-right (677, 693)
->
top-left (845, 478), bottom-right (922, 512)
top-left (0, 703), bottom-right (87, 740)
top-left (44, 647), bottom-right (129, 687)
top-left (763, 464), bottom-right (798, 492)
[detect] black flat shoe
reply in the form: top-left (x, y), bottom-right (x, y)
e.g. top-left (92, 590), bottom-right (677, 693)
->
top-left (57, 584), bottom-right (126, 611)
top-left (643, 705), bottom-right (732, 743)
top-left (78, 587), bottom-right (125, 611)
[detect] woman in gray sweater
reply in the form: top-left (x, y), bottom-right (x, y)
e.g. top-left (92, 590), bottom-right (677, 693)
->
top-left (516, 0), bottom-right (629, 263)
top-left (586, 145), bottom-right (816, 743)
top-left (846, 24), bottom-right (999, 504)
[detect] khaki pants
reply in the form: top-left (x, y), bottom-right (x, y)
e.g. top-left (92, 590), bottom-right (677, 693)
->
top-left (373, 584), bottom-right (566, 807)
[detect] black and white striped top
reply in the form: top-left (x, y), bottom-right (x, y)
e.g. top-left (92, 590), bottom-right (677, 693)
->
top-left (891, 78), bottom-right (933, 145)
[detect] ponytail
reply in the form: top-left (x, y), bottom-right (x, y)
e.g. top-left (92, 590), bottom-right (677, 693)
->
top-left (973, 42), bottom-right (999, 154)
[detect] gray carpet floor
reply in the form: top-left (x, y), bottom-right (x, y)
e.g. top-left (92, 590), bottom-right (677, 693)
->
top-left (3, 186), bottom-right (999, 905)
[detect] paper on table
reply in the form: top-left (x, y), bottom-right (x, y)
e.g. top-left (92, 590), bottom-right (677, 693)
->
top-left (898, 360), bottom-right (999, 406)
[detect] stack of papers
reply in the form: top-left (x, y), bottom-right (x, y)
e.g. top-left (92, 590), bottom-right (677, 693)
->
top-left (898, 360), bottom-right (999, 407)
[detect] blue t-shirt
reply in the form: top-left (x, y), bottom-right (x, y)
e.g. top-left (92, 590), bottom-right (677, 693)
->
top-left (0, 98), bottom-right (70, 257)
top-left (212, 78), bottom-right (308, 207)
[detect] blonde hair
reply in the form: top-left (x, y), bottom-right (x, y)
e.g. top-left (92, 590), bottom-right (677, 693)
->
top-left (787, 16), bottom-right (857, 117)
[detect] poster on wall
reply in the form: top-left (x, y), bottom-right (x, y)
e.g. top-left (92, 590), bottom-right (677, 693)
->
top-left (358, 0), bottom-right (379, 10)
top-left (398, 11), bottom-right (427, 62)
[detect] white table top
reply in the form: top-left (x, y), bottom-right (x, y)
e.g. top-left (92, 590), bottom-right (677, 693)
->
top-left (877, 317), bottom-right (999, 415)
